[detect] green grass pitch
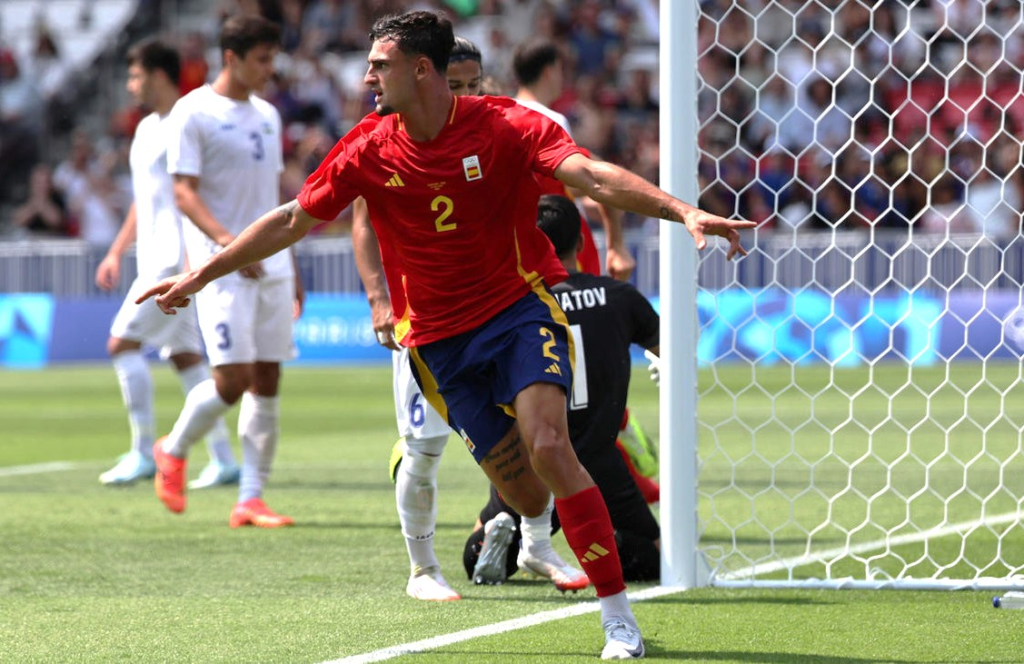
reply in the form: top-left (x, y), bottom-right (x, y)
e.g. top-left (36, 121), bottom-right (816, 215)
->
top-left (1, 364), bottom-right (1021, 663)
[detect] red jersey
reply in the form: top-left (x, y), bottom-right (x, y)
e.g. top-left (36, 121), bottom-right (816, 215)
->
top-left (298, 95), bottom-right (577, 346)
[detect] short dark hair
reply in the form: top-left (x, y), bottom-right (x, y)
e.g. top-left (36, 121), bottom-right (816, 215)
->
top-left (450, 36), bottom-right (482, 66)
top-left (513, 38), bottom-right (560, 87)
top-left (219, 14), bottom-right (281, 59)
top-left (127, 37), bottom-right (180, 86)
top-left (369, 11), bottom-right (455, 74)
top-left (536, 195), bottom-right (581, 259)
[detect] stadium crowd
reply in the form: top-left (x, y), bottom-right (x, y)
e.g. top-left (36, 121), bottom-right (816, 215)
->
top-left (2, 0), bottom-right (1022, 242)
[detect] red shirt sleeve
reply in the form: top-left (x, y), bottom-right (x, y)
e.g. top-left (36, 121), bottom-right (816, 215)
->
top-left (297, 115), bottom-right (381, 221)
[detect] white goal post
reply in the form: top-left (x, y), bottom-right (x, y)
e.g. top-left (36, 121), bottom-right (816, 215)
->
top-left (661, 0), bottom-right (1024, 591)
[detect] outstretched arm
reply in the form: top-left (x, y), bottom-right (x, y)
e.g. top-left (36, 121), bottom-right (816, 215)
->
top-left (554, 153), bottom-right (755, 260)
top-left (137, 199), bottom-right (321, 313)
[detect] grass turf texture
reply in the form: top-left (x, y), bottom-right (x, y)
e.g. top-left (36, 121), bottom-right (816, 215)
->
top-left (1, 364), bottom-right (1020, 663)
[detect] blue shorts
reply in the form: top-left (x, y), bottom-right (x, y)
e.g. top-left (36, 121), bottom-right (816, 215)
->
top-left (408, 286), bottom-right (574, 463)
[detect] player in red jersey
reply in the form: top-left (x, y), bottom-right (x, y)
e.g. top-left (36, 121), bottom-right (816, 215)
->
top-left (354, 35), bottom-right (588, 602)
top-left (139, 11), bottom-right (754, 660)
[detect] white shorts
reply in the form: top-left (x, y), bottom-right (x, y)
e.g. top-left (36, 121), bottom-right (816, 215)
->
top-left (194, 275), bottom-right (296, 367)
top-left (110, 273), bottom-right (204, 359)
top-left (393, 346), bottom-right (450, 440)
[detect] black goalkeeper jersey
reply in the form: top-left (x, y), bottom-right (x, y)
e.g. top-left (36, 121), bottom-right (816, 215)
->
top-left (552, 272), bottom-right (660, 463)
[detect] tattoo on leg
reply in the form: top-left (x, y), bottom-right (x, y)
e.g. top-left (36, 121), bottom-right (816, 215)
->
top-left (484, 433), bottom-right (527, 483)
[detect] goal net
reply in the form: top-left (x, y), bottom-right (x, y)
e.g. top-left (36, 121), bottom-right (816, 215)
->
top-left (685, 0), bottom-right (1024, 589)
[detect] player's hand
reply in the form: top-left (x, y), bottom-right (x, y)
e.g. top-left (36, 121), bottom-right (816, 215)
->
top-left (135, 271), bottom-right (204, 315)
top-left (239, 261), bottom-right (265, 280)
top-left (369, 295), bottom-right (399, 351)
top-left (684, 210), bottom-right (757, 260)
top-left (606, 245), bottom-right (636, 282)
top-left (95, 254), bottom-right (120, 291)
top-left (644, 349), bottom-right (660, 387)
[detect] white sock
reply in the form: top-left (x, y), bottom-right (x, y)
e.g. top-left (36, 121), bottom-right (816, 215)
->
top-left (599, 590), bottom-right (637, 629)
top-left (397, 435), bottom-right (447, 572)
top-left (177, 364), bottom-right (235, 466)
top-left (164, 379), bottom-right (231, 459)
top-left (112, 351), bottom-right (154, 456)
top-left (238, 392), bottom-right (279, 502)
top-left (520, 494), bottom-right (555, 555)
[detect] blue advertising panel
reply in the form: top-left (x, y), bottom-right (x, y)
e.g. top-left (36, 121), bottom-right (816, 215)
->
top-left (0, 294), bottom-right (55, 368)
top-left (291, 294), bottom-right (392, 364)
top-left (3, 290), bottom-right (1022, 368)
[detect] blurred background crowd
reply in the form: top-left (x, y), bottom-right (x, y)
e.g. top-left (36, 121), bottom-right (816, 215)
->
top-left (0, 0), bottom-right (1022, 246)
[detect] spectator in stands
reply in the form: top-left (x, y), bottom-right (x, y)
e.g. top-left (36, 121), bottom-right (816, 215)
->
top-left (27, 25), bottom-right (63, 99)
top-left (566, 0), bottom-right (621, 76)
top-left (12, 164), bottom-right (69, 238)
top-left (53, 130), bottom-right (127, 246)
top-left (278, 0), bottom-right (305, 54)
top-left (917, 174), bottom-right (974, 235)
top-left (177, 32), bottom-right (209, 95)
top-left (965, 150), bottom-right (1022, 242)
top-left (0, 49), bottom-right (44, 204)
top-left (302, 0), bottom-right (364, 54)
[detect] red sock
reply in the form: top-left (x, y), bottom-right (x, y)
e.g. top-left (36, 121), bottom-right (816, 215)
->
top-left (616, 440), bottom-right (661, 504)
top-left (555, 486), bottom-right (626, 597)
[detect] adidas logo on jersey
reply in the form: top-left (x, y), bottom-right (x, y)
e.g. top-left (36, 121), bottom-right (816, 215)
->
top-left (545, 363), bottom-right (562, 376)
top-left (582, 542), bottom-right (610, 562)
top-left (385, 173), bottom-right (405, 187)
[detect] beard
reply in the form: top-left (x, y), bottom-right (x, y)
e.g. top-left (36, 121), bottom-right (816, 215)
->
top-left (374, 103), bottom-right (395, 117)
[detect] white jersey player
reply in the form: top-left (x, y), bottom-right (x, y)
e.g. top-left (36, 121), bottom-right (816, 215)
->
top-left (96, 38), bottom-right (238, 488)
top-left (148, 15), bottom-right (302, 528)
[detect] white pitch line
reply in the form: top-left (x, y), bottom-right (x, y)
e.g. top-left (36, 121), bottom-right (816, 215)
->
top-left (0, 461), bottom-right (81, 477)
top-left (328, 509), bottom-right (1024, 663)
top-left (721, 510), bottom-right (1024, 578)
top-left (322, 585), bottom-right (684, 664)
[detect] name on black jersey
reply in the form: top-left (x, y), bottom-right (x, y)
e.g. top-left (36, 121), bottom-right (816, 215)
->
top-left (556, 287), bottom-right (607, 312)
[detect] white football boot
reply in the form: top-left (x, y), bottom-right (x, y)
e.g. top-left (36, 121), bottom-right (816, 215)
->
top-left (406, 566), bottom-right (461, 601)
top-left (601, 620), bottom-right (645, 660)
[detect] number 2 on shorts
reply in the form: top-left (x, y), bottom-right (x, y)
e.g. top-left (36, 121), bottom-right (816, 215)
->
top-left (539, 326), bottom-right (560, 361)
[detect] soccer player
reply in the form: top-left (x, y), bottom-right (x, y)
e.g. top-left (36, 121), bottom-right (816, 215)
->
top-left (513, 37), bottom-right (660, 502)
top-left (151, 15), bottom-right (303, 527)
top-left (139, 11), bottom-right (753, 659)
top-left (353, 34), bottom-right (587, 602)
top-left (467, 194), bottom-right (661, 586)
top-left (95, 38), bottom-right (240, 489)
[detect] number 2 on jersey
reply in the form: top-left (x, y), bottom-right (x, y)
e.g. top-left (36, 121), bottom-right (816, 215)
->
top-left (432, 195), bottom-right (456, 232)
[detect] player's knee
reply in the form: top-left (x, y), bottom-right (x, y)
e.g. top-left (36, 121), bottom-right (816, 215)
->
top-left (526, 429), bottom-right (575, 477)
top-left (213, 368), bottom-right (251, 404)
top-left (403, 444), bottom-right (443, 479)
top-left (250, 362), bottom-right (280, 396)
top-left (107, 337), bottom-right (138, 357)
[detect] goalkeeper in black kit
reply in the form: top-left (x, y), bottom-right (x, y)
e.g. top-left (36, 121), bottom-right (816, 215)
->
top-left (465, 194), bottom-right (662, 585)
